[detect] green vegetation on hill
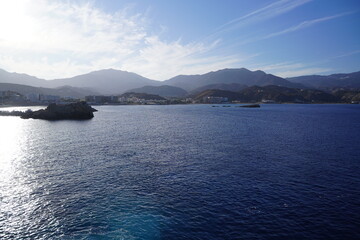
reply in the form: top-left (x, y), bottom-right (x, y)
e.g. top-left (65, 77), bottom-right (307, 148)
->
top-left (238, 85), bottom-right (338, 103)
top-left (190, 83), bottom-right (248, 94)
top-left (332, 90), bottom-right (360, 103)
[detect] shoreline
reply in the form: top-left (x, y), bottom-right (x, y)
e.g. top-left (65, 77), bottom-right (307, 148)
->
top-left (1, 102), bottom-right (358, 109)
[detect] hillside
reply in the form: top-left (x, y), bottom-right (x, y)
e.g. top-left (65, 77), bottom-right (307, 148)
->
top-left (48, 69), bottom-right (160, 94)
top-left (127, 85), bottom-right (187, 97)
top-left (0, 83), bottom-right (97, 98)
top-left (165, 68), bottom-right (304, 91)
top-left (238, 85), bottom-right (338, 103)
top-left (287, 71), bottom-right (360, 89)
top-left (192, 89), bottom-right (242, 102)
top-left (193, 85), bottom-right (340, 103)
top-left (1, 67), bottom-right (359, 96)
top-left (0, 69), bottom-right (50, 87)
top-left (190, 83), bottom-right (248, 94)
top-left (332, 90), bottom-right (360, 102)
top-left (119, 92), bottom-right (166, 101)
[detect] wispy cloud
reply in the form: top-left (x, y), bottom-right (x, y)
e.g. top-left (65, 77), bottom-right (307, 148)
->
top-left (213, 0), bottom-right (312, 35)
top-left (0, 0), bottom-right (244, 80)
top-left (275, 67), bottom-right (331, 77)
top-left (263, 12), bottom-right (353, 39)
top-left (252, 61), bottom-right (331, 77)
top-left (122, 37), bottom-right (241, 79)
top-left (330, 50), bottom-right (360, 59)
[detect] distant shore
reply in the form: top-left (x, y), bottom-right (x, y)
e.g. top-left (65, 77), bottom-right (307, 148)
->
top-left (1, 102), bottom-right (358, 109)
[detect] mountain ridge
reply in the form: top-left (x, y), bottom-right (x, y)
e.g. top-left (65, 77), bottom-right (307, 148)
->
top-left (164, 68), bottom-right (305, 91)
top-left (0, 83), bottom-right (98, 98)
top-left (1, 68), bottom-right (359, 95)
top-left (287, 71), bottom-right (360, 89)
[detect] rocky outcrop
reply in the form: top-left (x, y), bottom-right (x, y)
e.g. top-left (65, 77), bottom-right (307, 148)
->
top-left (21, 102), bottom-right (97, 120)
top-left (239, 104), bottom-right (261, 108)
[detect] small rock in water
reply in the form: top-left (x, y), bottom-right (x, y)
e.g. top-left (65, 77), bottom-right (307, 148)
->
top-left (239, 104), bottom-right (260, 108)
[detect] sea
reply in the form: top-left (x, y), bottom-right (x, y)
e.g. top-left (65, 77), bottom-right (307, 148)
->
top-left (0, 104), bottom-right (359, 240)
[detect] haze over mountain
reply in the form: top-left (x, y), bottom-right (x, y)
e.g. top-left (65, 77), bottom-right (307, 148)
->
top-left (48, 69), bottom-right (160, 94)
top-left (0, 69), bottom-right (50, 87)
top-left (164, 68), bottom-right (305, 91)
top-left (0, 83), bottom-right (98, 98)
top-left (287, 71), bottom-right (360, 89)
top-left (0, 68), bottom-right (160, 95)
top-left (1, 67), bottom-right (360, 96)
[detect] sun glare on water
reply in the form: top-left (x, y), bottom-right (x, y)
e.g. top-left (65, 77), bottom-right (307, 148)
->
top-left (0, 117), bottom-right (25, 177)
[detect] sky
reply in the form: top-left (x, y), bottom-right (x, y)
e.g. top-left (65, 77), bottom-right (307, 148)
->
top-left (0, 0), bottom-right (359, 80)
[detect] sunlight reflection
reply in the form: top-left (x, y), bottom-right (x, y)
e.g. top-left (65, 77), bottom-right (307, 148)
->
top-left (0, 116), bottom-right (43, 237)
top-left (0, 117), bottom-right (24, 178)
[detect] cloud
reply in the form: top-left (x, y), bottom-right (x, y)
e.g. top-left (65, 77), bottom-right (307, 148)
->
top-left (213, 0), bottom-right (312, 35)
top-left (252, 61), bottom-right (331, 77)
top-left (275, 68), bottom-right (331, 77)
top-left (122, 37), bottom-right (243, 79)
top-left (264, 12), bottom-right (353, 39)
top-left (0, 0), bottom-right (243, 80)
top-left (330, 50), bottom-right (360, 59)
top-left (0, 1), bottom-right (145, 55)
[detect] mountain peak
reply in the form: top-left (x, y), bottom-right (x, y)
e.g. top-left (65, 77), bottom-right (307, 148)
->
top-left (164, 67), bottom-right (303, 91)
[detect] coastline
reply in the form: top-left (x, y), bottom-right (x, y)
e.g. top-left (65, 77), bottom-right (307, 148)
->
top-left (1, 101), bottom-right (358, 109)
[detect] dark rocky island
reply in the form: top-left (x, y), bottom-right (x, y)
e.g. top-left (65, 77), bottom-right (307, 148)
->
top-left (21, 102), bottom-right (97, 120)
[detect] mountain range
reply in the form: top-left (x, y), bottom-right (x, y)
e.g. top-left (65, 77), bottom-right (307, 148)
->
top-left (0, 83), bottom-right (97, 98)
top-left (287, 71), bottom-right (360, 89)
top-left (164, 68), bottom-right (305, 91)
top-left (1, 68), bottom-right (359, 98)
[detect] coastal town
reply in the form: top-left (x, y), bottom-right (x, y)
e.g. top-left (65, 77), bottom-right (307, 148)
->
top-left (0, 90), bottom-right (197, 106)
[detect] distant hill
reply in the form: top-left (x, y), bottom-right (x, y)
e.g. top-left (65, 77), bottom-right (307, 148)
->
top-left (0, 68), bottom-right (159, 95)
top-left (192, 85), bottom-right (339, 103)
top-left (127, 85), bottom-right (187, 97)
top-left (165, 68), bottom-right (304, 91)
top-left (190, 83), bottom-right (248, 94)
top-left (119, 92), bottom-right (166, 100)
top-left (0, 83), bottom-right (97, 98)
top-left (48, 69), bottom-right (160, 94)
top-left (192, 89), bottom-right (242, 102)
top-left (1, 67), bottom-right (359, 96)
top-left (332, 89), bottom-right (360, 102)
top-left (0, 69), bottom-right (50, 87)
top-left (287, 71), bottom-right (360, 89)
top-left (237, 85), bottom-right (338, 103)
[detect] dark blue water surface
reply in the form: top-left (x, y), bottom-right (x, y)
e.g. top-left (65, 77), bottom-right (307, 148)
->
top-left (0, 104), bottom-right (360, 239)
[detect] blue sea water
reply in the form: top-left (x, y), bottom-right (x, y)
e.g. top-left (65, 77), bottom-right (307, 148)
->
top-left (0, 104), bottom-right (359, 239)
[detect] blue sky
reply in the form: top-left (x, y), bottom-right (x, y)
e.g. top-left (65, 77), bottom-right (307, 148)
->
top-left (0, 0), bottom-right (359, 80)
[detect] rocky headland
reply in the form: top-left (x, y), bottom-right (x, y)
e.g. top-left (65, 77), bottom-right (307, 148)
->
top-left (20, 102), bottom-right (97, 120)
top-left (18, 102), bottom-right (97, 120)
